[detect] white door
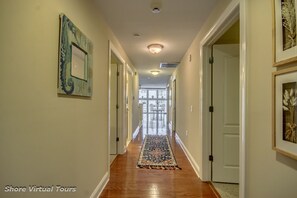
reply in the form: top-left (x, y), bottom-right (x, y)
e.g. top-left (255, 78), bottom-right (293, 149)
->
top-left (212, 44), bottom-right (239, 183)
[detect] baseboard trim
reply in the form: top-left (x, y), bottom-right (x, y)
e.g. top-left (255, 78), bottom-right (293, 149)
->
top-left (90, 172), bottom-right (109, 198)
top-left (132, 125), bottom-right (140, 139)
top-left (207, 182), bottom-right (221, 198)
top-left (175, 133), bottom-right (201, 179)
top-left (168, 122), bottom-right (172, 132)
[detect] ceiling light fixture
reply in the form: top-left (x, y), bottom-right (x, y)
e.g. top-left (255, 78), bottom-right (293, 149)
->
top-left (152, 7), bottom-right (161, 14)
top-left (151, 70), bottom-right (160, 76)
top-left (147, 44), bottom-right (164, 54)
top-left (151, 1), bottom-right (162, 14)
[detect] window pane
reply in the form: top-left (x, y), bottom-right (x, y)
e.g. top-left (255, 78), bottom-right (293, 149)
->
top-left (148, 114), bottom-right (157, 131)
top-left (148, 100), bottom-right (157, 113)
top-left (142, 114), bottom-right (147, 128)
top-left (148, 90), bottom-right (157, 99)
top-left (139, 89), bottom-right (147, 99)
top-left (158, 89), bottom-right (167, 99)
top-left (158, 100), bottom-right (167, 113)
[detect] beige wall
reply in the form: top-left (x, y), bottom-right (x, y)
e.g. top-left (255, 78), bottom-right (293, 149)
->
top-left (246, 0), bottom-right (297, 197)
top-left (0, 0), bottom-right (137, 197)
top-left (174, 0), bottom-right (297, 197)
top-left (215, 20), bottom-right (239, 44)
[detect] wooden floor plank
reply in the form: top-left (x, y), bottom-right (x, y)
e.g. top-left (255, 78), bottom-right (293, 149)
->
top-left (100, 128), bottom-right (217, 198)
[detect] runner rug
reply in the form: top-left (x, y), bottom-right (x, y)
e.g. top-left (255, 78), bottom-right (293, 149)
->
top-left (137, 135), bottom-right (181, 170)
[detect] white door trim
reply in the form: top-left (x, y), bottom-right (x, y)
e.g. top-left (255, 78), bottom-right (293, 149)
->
top-left (239, 1), bottom-right (247, 197)
top-left (199, 0), bottom-right (247, 197)
top-left (125, 64), bottom-right (133, 146)
top-left (108, 41), bottom-right (126, 175)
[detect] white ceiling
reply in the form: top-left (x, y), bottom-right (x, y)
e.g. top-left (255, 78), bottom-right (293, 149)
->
top-left (95, 0), bottom-right (218, 87)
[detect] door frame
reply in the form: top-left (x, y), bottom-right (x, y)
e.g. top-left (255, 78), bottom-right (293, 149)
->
top-left (125, 64), bottom-right (133, 146)
top-left (172, 79), bottom-right (177, 132)
top-left (199, 0), bottom-right (247, 197)
top-left (108, 41), bottom-right (126, 173)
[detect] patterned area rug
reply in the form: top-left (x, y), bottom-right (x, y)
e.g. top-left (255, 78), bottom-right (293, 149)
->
top-left (137, 135), bottom-right (181, 170)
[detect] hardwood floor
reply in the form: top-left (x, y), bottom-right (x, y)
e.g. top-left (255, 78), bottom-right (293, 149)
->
top-left (100, 128), bottom-right (217, 198)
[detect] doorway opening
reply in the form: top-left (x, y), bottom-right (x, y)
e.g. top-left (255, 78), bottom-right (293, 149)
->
top-left (109, 51), bottom-right (121, 164)
top-left (211, 43), bottom-right (240, 182)
top-left (210, 42), bottom-right (240, 197)
top-left (200, 1), bottom-right (246, 197)
top-left (108, 42), bottom-right (125, 167)
top-left (210, 20), bottom-right (240, 184)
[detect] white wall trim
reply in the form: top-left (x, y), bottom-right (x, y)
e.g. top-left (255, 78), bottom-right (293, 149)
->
top-left (175, 133), bottom-right (201, 179)
top-left (132, 125), bottom-right (140, 139)
top-left (171, 74), bottom-right (176, 82)
top-left (90, 172), bottom-right (109, 198)
top-left (239, 0), bottom-right (247, 197)
top-left (126, 63), bottom-right (134, 75)
top-left (168, 121), bottom-right (172, 133)
top-left (202, 0), bottom-right (240, 45)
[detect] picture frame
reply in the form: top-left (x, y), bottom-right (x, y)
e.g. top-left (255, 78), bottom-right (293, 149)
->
top-left (58, 14), bottom-right (93, 97)
top-left (273, 0), bottom-right (297, 66)
top-left (272, 66), bottom-right (297, 160)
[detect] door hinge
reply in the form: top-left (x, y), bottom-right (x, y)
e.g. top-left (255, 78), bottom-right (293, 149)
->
top-left (116, 104), bottom-right (119, 109)
top-left (209, 56), bottom-right (214, 64)
top-left (209, 106), bottom-right (214, 112)
top-left (117, 71), bottom-right (120, 76)
top-left (116, 137), bottom-right (119, 142)
top-left (209, 155), bottom-right (214, 162)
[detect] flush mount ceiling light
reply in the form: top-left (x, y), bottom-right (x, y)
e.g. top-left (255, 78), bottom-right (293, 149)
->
top-left (151, 70), bottom-right (160, 76)
top-left (151, 1), bottom-right (162, 14)
top-left (147, 44), bottom-right (164, 54)
top-left (152, 7), bottom-right (161, 14)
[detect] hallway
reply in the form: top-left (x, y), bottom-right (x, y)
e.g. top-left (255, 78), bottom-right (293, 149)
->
top-left (3, 1), bottom-right (297, 198)
top-left (100, 125), bottom-right (217, 197)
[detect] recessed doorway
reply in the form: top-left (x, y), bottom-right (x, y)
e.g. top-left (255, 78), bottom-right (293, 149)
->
top-left (200, 1), bottom-right (246, 197)
top-left (108, 42), bottom-right (125, 166)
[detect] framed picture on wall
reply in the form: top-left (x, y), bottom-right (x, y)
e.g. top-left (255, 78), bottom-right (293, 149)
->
top-left (273, 0), bottom-right (297, 66)
top-left (58, 14), bottom-right (93, 97)
top-left (272, 66), bottom-right (297, 160)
